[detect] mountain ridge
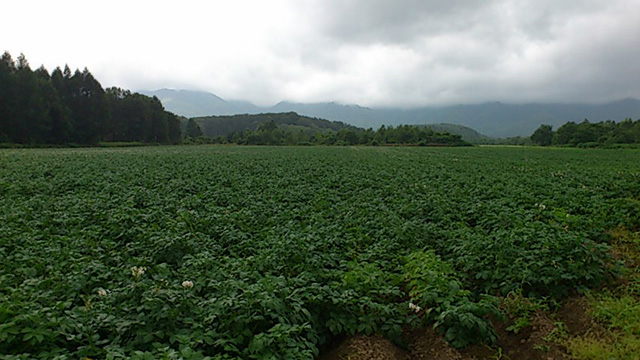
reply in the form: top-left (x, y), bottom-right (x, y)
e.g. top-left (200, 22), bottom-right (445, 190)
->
top-left (140, 89), bottom-right (640, 138)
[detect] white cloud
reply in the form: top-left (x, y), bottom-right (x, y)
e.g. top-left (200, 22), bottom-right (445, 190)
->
top-left (5, 0), bottom-right (640, 107)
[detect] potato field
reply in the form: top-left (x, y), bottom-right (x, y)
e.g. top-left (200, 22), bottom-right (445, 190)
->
top-left (1, 146), bottom-right (639, 359)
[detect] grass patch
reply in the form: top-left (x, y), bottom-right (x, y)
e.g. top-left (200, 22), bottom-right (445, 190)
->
top-left (565, 228), bottom-right (640, 360)
top-left (501, 290), bottom-right (550, 334)
top-left (565, 336), bottom-right (640, 360)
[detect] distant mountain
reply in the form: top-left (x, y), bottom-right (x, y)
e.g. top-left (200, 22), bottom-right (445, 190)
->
top-left (392, 99), bottom-right (640, 138)
top-left (271, 101), bottom-right (380, 128)
top-left (191, 112), bottom-right (487, 144)
top-left (139, 89), bottom-right (259, 117)
top-left (142, 89), bottom-right (640, 138)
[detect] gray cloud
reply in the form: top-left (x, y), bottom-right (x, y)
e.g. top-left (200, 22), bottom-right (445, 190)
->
top-left (286, 0), bottom-right (640, 106)
top-left (302, 0), bottom-right (498, 45)
top-left (6, 0), bottom-right (640, 107)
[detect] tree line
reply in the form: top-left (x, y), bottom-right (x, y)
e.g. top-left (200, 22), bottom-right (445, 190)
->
top-left (530, 119), bottom-right (640, 147)
top-left (0, 52), bottom-right (181, 145)
top-left (186, 119), bottom-right (470, 146)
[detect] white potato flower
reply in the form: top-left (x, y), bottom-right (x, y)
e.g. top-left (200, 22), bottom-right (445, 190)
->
top-left (182, 280), bottom-right (194, 289)
top-left (408, 302), bottom-right (422, 313)
top-left (131, 266), bottom-right (147, 277)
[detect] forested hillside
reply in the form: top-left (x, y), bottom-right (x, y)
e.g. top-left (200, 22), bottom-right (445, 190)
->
top-left (143, 89), bottom-right (640, 138)
top-left (187, 114), bottom-right (470, 146)
top-left (530, 119), bottom-right (640, 147)
top-left (0, 52), bottom-right (181, 145)
top-left (418, 123), bottom-right (491, 143)
top-left (192, 112), bottom-right (357, 137)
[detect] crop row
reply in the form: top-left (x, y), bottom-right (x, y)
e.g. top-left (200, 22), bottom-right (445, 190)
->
top-left (1, 146), bottom-right (639, 359)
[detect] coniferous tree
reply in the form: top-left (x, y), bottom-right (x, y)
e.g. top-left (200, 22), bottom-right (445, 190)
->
top-left (167, 113), bottom-right (182, 144)
top-left (105, 87), bottom-right (128, 141)
top-left (0, 52), bottom-right (17, 142)
top-left (46, 68), bottom-right (73, 143)
top-left (185, 118), bottom-right (203, 138)
top-left (0, 52), bottom-right (181, 145)
top-left (72, 69), bottom-right (110, 144)
top-left (12, 55), bottom-right (50, 143)
top-left (148, 96), bottom-right (169, 143)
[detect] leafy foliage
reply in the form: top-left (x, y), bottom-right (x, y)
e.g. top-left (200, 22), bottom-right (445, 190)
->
top-left (404, 251), bottom-right (502, 348)
top-left (529, 119), bottom-right (640, 147)
top-left (185, 118), bottom-right (204, 138)
top-left (531, 124), bottom-right (553, 146)
top-left (192, 115), bottom-right (470, 146)
top-left (0, 146), bottom-right (638, 358)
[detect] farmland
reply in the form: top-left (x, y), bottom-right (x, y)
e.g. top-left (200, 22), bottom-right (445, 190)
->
top-left (1, 146), bottom-right (639, 359)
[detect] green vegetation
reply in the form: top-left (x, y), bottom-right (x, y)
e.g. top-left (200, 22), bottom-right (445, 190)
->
top-left (185, 118), bottom-right (204, 138)
top-left (530, 124), bottom-right (553, 146)
top-left (565, 228), bottom-right (640, 360)
top-left (418, 123), bottom-right (492, 144)
top-left (143, 89), bottom-right (640, 139)
top-left (0, 52), bottom-right (181, 145)
top-left (0, 52), bottom-right (471, 148)
top-left (530, 119), bottom-right (640, 147)
top-left (564, 293), bottom-right (640, 360)
top-left (1, 146), bottom-right (638, 359)
top-left (405, 251), bottom-right (502, 348)
top-left (189, 114), bottom-right (470, 146)
top-left (192, 112), bottom-right (356, 138)
top-left (501, 290), bottom-right (549, 334)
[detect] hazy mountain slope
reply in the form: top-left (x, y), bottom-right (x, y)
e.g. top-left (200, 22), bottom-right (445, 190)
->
top-left (142, 89), bottom-right (640, 137)
top-left (140, 89), bottom-right (260, 117)
top-left (346, 101), bottom-right (640, 137)
top-left (385, 100), bottom-right (640, 137)
top-left (270, 101), bottom-right (383, 128)
top-left (192, 112), bottom-right (357, 137)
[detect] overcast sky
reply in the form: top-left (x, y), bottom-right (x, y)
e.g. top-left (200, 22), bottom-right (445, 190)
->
top-left (5, 0), bottom-right (640, 107)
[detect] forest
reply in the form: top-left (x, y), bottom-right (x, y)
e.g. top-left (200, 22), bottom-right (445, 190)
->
top-left (3, 52), bottom-right (639, 148)
top-left (186, 116), bottom-right (470, 146)
top-left (0, 52), bottom-right (181, 145)
top-left (530, 119), bottom-right (640, 147)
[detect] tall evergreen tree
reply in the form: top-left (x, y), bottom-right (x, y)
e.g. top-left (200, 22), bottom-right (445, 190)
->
top-left (0, 52), bottom-right (17, 142)
top-left (48, 68), bottom-right (73, 143)
top-left (148, 96), bottom-right (169, 143)
top-left (66, 68), bottom-right (110, 144)
top-left (11, 55), bottom-right (50, 143)
top-left (167, 113), bottom-right (182, 144)
top-left (105, 87), bottom-right (129, 141)
top-left (185, 118), bottom-right (203, 138)
top-left (1, 52), bottom-right (181, 145)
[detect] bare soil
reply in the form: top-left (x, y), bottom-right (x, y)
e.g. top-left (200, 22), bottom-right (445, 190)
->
top-left (319, 335), bottom-right (409, 360)
top-left (555, 297), bottom-right (601, 338)
top-left (320, 296), bottom-right (602, 360)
